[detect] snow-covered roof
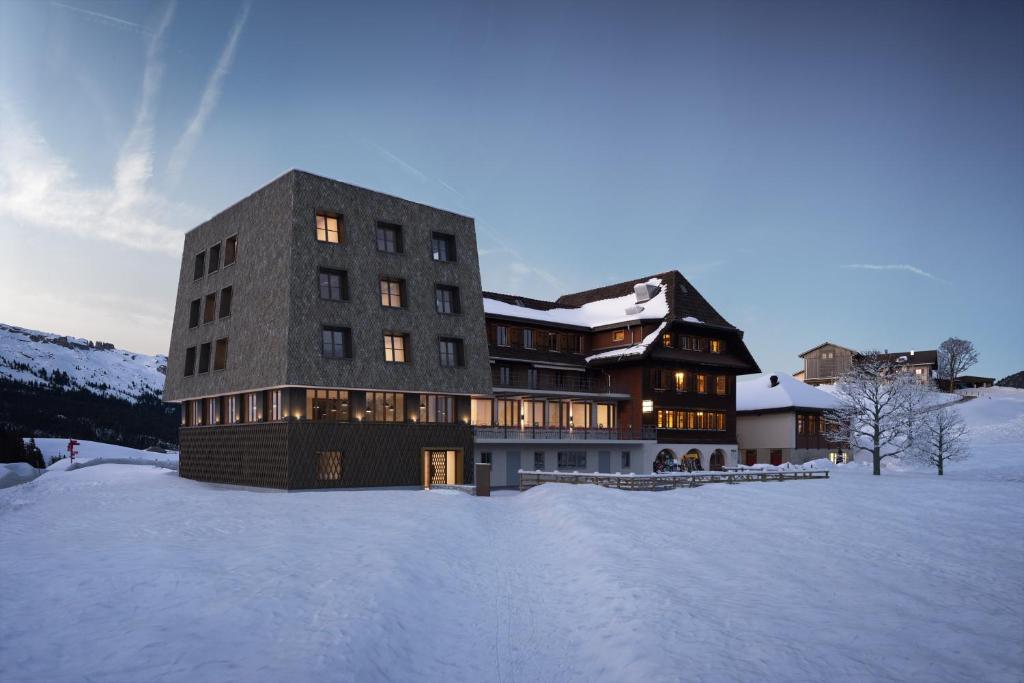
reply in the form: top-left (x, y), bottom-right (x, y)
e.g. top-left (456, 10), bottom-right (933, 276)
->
top-left (483, 278), bottom-right (669, 328)
top-left (736, 372), bottom-right (840, 412)
top-left (585, 323), bottom-right (667, 363)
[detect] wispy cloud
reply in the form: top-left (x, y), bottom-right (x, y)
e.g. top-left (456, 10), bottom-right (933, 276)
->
top-left (842, 263), bottom-right (943, 281)
top-left (166, 1), bottom-right (251, 186)
top-left (50, 1), bottom-right (155, 37)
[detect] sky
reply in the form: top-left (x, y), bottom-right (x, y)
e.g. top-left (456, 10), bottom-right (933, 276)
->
top-left (0, 0), bottom-right (1021, 379)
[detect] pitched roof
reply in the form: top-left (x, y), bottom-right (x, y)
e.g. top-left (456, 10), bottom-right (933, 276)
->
top-left (877, 350), bottom-right (938, 366)
top-left (736, 372), bottom-right (841, 412)
top-left (798, 341), bottom-right (860, 358)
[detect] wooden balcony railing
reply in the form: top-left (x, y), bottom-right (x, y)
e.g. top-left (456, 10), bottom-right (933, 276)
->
top-left (474, 426), bottom-right (656, 441)
top-left (491, 370), bottom-right (625, 394)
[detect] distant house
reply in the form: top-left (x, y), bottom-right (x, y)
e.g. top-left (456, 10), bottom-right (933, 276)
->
top-left (797, 342), bottom-right (938, 386)
top-left (955, 375), bottom-right (995, 389)
top-left (876, 350), bottom-right (938, 385)
top-left (735, 373), bottom-right (846, 465)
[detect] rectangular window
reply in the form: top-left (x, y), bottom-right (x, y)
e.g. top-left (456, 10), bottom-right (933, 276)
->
top-left (198, 343), bottom-right (211, 374)
top-left (213, 338), bottom-right (228, 371)
top-left (798, 415), bottom-right (806, 434)
top-left (317, 451), bottom-right (342, 481)
top-left (318, 268), bottom-right (348, 301)
top-left (612, 329), bottom-right (625, 342)
top-left (316, 212), bottom-right (342, 243)
top-left (365, 392), bottom-right (405, 422)
top-left (269, 390), bottom-right (283, 421)
top-left (557, 451), bottom-right (587, 470)
top-left (207, 397), bottom-right (220, 425)
top-left (322, 326), bottom-right (351, 359)
top-left (717, 412), bottom-right (725, 431)
top-left (527, 368), bottom-right (538, 388)
top-left (384, 334), bottom-right (408, 363)
top-left (675, 371), bottom-right (687, 392)
top-left (245, 392), bottom-right (260, 422)
top-left (192, 400), bottom-right (204, 426)
top-left (715, 375), bottom-right (728, 395)
top-left (480, 452), bottom-right (492, 465)
top-left (697, 374), bottom-right (708, 394)
top-left (208, 243), bottom-right (221, 274)
top-left (439, 338), bottom-right (464, 368)
top-left (471, 398), bottom-right (493, 426)
top-left (224, 235), bottom-right (237, 266)
top-left (219, 287), bottom-right (232, 318)
top-left (621, 451), bottom-right (631, 469)
top-left (499, 366), bottom-right (510, 385)
top-left (435, 285), bottom-right (460, 314)
top-left (534, 452), bottom-right (545, 471)
top-left (307, 389), bottom-right (350, 422)
top-left (495, 325), bottom-right (509, 346)
top-left (431, 232), bottom-right (456, 261)
top-left (420, 395), bottom-right (455, 423)
top-left (188, 299), bottom-right (200, 328)
top-left (808, 414), bottom-right (816, 434)
top-left (226, 395), bottom-right (239, 424)
top-left (380, 278), bottom-right (404, 307)
top-left (818, 415), bottom-right (826, 433)
top-left (184, 346), bottom-right (196, 376)
top-left (375, 223), bottom-right (403, 253)
top-left (523, 329), bottom-right (534, 349)
top-left (203, 293), bottom-right (216, 323)
top-left (193, 252), bottom-right (205, 280)
top-left (496, 399), bottom-right (518, 427)
top-left (662, 332), bottom-right (673, 348)
top-left (710, 339), bottom-right (723, 354)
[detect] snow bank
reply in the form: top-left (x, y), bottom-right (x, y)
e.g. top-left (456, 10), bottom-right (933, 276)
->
top-left (483, 278), bottom-right (668, 327)
top-left (35, 438), bottom-right (179, 471)
top-left (0, 462), bottom-right (43, 489)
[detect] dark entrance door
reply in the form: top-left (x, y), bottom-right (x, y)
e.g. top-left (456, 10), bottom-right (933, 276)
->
top-left (709, 450), bottom-right (725, 471)
top-left (506, 451), bottom-right (521, 487)
top-left (745, 450), bottom-right (757, 466)
top-left (598, 450), bottom-right (611, 473)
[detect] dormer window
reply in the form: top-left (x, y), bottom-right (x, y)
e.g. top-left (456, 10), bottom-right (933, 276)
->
top-left (612, 329), bottom-right (626, 343)
top-left (662, 332), bottom-right (673, 348)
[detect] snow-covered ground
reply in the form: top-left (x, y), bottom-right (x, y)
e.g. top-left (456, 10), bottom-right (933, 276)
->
top-left (1, 389), bottom-right (1021, 682)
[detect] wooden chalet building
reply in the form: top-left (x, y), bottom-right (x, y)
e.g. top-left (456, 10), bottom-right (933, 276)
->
top-left (472, 271), bottom-right (760, 486)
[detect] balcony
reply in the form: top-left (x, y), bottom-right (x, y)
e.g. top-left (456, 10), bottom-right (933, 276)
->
top-left (474, 425), bottom-right (656, 442)
top-left (491, 370), bottom-right (626, 395)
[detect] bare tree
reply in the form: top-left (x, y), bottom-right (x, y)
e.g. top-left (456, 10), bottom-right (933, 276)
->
top-left (911, 405), bottom-right (969, 475)
top-left (938, 337), bottom-right (979, 392)
top-left (825, 352), bottom-right (917, 476)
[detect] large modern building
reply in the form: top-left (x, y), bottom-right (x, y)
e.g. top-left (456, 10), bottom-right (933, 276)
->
top-left (472, 271), bottom-right (761, 486)
top-left (164, 170), bottom-right (492, 489)
top-left (166, 172), bottom-right (761, 489)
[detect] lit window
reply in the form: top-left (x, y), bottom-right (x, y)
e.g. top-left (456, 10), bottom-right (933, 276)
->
top-left (662, 332), bottom-right (673, 348)
top-left (431, 232), bottom-right (456, 261)
top-left (315, 212), bottom-right (342, 244)
top-left (218, 287), bottom-right (232, 318)
top-left (226, 395), bottom-right (239, 424)
top-left (696, 374), bottom-right (707, 393)
top-left (380, 279), bottom-right (404, 307)
top-left (675, 371), bottom-right (687, 392)
top-left (439, 338), bottom-right (463, 367)
top-left (319, 269), bottom-right (348, 301)
top-left (307, 389), bottom-right (350, 422)
top-left (207, 397), bottom-right (220, 425)
top-left (435, 285), bottom-right (460, 314)
top-left (710, 339), bottom-right (723, 354)
top-left (420, 395), bottom-right (455, 423)
top-left (322, 327), bottom-right (351, 359)
top-left (245, 393), bottom-right (260, 422)
top-left (612, 329), bottom-right (626, 342)
top-left (375, 223), bottom-right (402, 253)
top-left (317, 451), bottom-right (342, 481)
top-left (471, 398), bottom-right (493, 426)
top-left (213, 338), bottom-right (228, 371)
top-left (270, 390), bottom-right (283, 421)
top-left (715, 375), bottom-right (727, 395)
top-left (384, 334), bottom-right (407, 363)
top-left (365, 392), bottom-right (405, 422)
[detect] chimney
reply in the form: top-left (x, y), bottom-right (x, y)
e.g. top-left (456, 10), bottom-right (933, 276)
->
top-left (770, 375), bottom-right (779, 387)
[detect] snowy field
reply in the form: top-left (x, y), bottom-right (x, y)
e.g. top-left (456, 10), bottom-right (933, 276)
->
top-left (1, 389), bottom-right (1022, 682)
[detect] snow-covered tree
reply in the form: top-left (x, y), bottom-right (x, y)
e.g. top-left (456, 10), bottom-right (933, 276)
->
top-left (825, 352), bottom-right (918, 476)
top-left (911, 405), bottom-right (969, 475)
top-left (938, 337), bottom-right (979, 392)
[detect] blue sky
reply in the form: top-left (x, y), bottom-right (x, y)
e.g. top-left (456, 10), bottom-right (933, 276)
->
top-left (0, 0), bottom-right (1021, 378)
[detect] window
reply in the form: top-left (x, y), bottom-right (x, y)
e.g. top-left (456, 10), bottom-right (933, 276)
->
top-left (651, 368), bottom-right (666, 391)
top-left (307, 389), bottom-right (350, 422)
top-left (527, 368), bottom-right (538, 388)
top-left (203, 293), bottom-right (216, 323)
top-left (315, 212), bottom-right (342, 243)
top-left (375, 223), bottom-right (402, 253)
top-left (710, 339), bottom-right (723, 354)
top-left (596, 403), bottom-right (615, 429)
top-left (696, 374), bottom-right (708, 394)
top-left (384, 334), bottom-right (408, 363)
top-left (495, 325), bottom-right (509, 346)
top-left (431, 232), bottom-right (456, 261)
top-left (380, 278), bottom-right (404, 307)
top-left (480, 452), bottom-right (492, 465)
top-left (318, 268), bottom-right (348, 301)
top-left (193, 252), bottom-right (205, 280)
top-left (219, 287), bottom-right (232, 318)
top-left (534, 452), bottom-right (545, 471)
top-left (192, 400), bottom-right (204, 426)
top-left (439, 338), bottom-right (464, 367)
top-left (662, 332), bottom-right (673, 348)
top-left (365, 392), bottom-right (405, 422)
top-left (198, 343), bottom-right (211, 373)
top-left (818, 415), bottom-right (826, 433)
top-left (208, 243), bottom-right (221, 274)
top-left (471, 398), bottom-right (493, 426)
top-left (245, 393), bottom-right (260, 422)
top-left (270, 390), bottom-right (283, 421)
top-left (317, 451), bottom-right (342, 481)
top-left (621, 451), bottom-right (631, 469)
top-left (798, 415), bottom-right (806, 434)
top-left (612, 329), bottom-right (626, 343)
top-left (420, 395), bottom-right (455, 423)
top-left (715, 375), bottom-right (728, 395)
top-left (224, 235), bottom-right (237, 266)
top-left (557, 451), bottom-right (587, 470)
top-left (523, 329), bottom-right (534, 349)
top-left (675, 371), bottom-right (687, 392)
top-left (207, 397), bottom-right (220, 425)
top-left (496, 399), bottom-right (518, 426)
top-left (807, 414), bottom-right (816, 434)
top-left (183, 346), bottom-right (196, 377)
top-left (322, 326), bottom-right (351, 359)
top-left (213, 338), bottom-right (228, 371)
top-left (499, 366), bottom-right (511, 385)
top-left (226, 395), bottom-right (239, 424)
top-left (188, 299), bottom-right (200, 328)
top-left (435, 285), bottom-right (460, 314)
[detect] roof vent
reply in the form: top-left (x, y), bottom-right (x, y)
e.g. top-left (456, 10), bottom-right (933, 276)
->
top-left (624, 304), bottom-right (645, 316)
top-left (634, 282), bottom-right (658, 303)
top-left (770, 375), bottom-right (780, 387)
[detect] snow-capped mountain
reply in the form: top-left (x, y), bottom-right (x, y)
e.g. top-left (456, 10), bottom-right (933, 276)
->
top-left (0, 323), bottom-right (166, 402)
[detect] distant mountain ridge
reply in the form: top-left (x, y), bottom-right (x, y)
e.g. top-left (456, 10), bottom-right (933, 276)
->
top-left (0, 323), bottom-right (178, 449)
top-left (0, 323), bottom-right (166, 401)
top-left (998, 371), bottom-right (1024, 390)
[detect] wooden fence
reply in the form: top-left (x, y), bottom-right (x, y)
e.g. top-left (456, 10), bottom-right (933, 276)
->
top-left (518, 468), bottom-right (829, 492)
